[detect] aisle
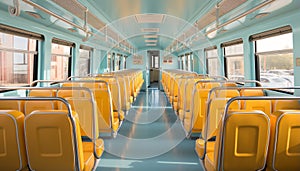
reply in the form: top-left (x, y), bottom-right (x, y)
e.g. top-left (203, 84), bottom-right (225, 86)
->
top-left (96, 89), bottom-right (203, 171)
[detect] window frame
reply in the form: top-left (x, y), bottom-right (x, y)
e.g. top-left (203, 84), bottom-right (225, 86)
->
top-left (222, 39), bottom-right (244, 79)
top-left (251, 26), bottom-right (294, 93)
top-left (50, 38), bottom-right (74, 80)
top-left (0, 25), bottom-right (41, 87)
top-left (78, 45), bottom-right (92, 76)
top-left (205, 46), bottom-right (218, 76)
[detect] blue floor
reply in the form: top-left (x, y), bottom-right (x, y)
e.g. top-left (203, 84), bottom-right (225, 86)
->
top-left (96, 88), bottom-right (204, 171)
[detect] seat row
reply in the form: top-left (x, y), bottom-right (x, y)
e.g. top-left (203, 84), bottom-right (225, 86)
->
top-left (162, 70), bottom-right (300, 170)
top-left (0, 69), bottom-right (144, 170)
top-left (196, 94), bottom-right (300, 171)
top-left (161, 70), bottom-right (238, 135)
top-left (0, 96), bottom-right (103, 171)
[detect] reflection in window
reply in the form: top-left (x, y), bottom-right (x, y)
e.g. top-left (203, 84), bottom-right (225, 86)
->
top-left (51, 42), bottom-right (72, 80)
top-left (224, 43), bottom-right (244, 80)
top-left (0, 32), bottom-right (37, 86)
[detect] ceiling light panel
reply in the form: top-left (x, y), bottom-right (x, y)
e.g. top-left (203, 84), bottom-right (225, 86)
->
top-left (135, 14), bottom-right (165, 23)
top-left (141, 28), bottom-right (160, 32)
top-left (146, 43), bottom-right (157, 46)
top-left (145, 39), bottom-right (158, 43)
top-left (144, 35), bottom-right (158, 39)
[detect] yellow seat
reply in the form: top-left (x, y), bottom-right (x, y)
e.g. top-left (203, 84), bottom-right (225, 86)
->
top-left (240, 89), bottom-right (264, 96)
top-left (195, 139), bottom-right (214, 160)
top-left (24, 110), bottom-right (95, 171)
top-left (222, 82), bottom-right (237, 87)
top-left (240, 89), bottom-right (265, 109)
top-left (195, 98), bottom-right (240, 159)
top-left (0, 100), bottom-right (23, 111)
top-left (24, 101), bottom-right (55, 115)
top-left (186, 88), bottom-right (210, 134)
top-left (57, 89), bottom-right (84, 98)
top-left (61, 82), bottom-right (82, 87)
top-left (216, 89), bottom-right (240, 98)
top-left (0, 110), bottom-right (27, 170)
top-left (203, 82), bottom-right (220, 89)
top-left (82, 139), bottom-right (104, 158)
top-left (28, 89), bottom-right (55, 97)
top-left (266, 110), bottom-right (300, 171)
top-left (205, 110), bottom-right (270, 171)
top-left (93, 89), bottom-right (120, 134)
top-left (272, 100), bottom-right (300, 111)
top-left (58, 97), bottom-right (98, 138)
top-left (244, 100), bottom-right (272, 116)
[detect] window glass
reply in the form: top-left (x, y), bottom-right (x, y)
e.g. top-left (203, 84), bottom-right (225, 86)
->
top-left (186, 54), bottom-right (191, 71)
top-left (182, 56), bottom-right (186, 70)
top-left (256, 33), bottom-right (294, 90)
top-left (115, 54), bottom-right (120, 71)
top-left (224, 43), bottom-right (244, 80)
top-left (206, 49), bottom-right (219, 76)
top-left (0, 32), bottom-right (37, 86)
top-left (107, 53), bottom-right (111, 72)
top-left (51, 42), bottom-right (71, 80)
top-left (256, 33), bottom-right (293, 52)
top-left (79, 48), bottom-right (90, 76)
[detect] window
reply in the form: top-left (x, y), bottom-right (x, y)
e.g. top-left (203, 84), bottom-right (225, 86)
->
top-left (253, 27), bottom-right (293, 90)
top-left (51, 39), bottom-right (72, 80)
top-left (186, 54), bottom-right (191, 71)
top-left (112, 53), bottom-right (115, 71)
top-left (78, 46), bottom-right (91, 76)
top-left (151, 55), bottom-right (159, 68)
top-left (182, 55), bottom-right (186, 70)
top-left (205, 47), bottom-right (218, 76)
top-left (115, 54), bottom-right (120, 71)
top-left (0, 30), bottom-right (39, 86)
top-left (223, 40), bottom-right (244, 80)
top-left (123, 56), bottom-right (127, 69)
top-left (178, 56), bottom-right (181, 69)
top-left (107, 53), bottom-right (111, 72)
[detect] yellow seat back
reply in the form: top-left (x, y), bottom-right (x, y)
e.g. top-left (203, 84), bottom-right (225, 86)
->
top-left (24, 101), bottom-right (55, 115)
top-left (267, 110), bottom-right (300, 171)
top-left (205, 98), bottom-right (240, 139)
top-left (93, 89), bottom-right (118, 132)
top-left (0, 110), bottom-right (27, 170)
top-left (0, 100), bottom-right (23, 111)
top-left (28, 90), bottom-right (55, 97)
top-left (218, 110), bottom-right (270, 170)
top-left (244, 100), bottom-right (272, 116)
top-left (273, 100), bottom-right (300, 111)
top-left (240, 89), bottom-right (264, 96)
top-left (216, 89), bottom-right (240, 98)
top-left (25, 110), bottom-right (85, 171)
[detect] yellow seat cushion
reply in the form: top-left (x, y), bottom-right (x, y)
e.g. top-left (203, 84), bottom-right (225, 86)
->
top-left (112, 118), bottom-right (120, 132)
top-left (130, 96), bottom-right (134, 103)
top-left (83, 152), bottom-right (94, 171)
top-left (113, 111), bottom-right (125, 121)
top-left (83, 139), bottom-right (104, 158)
top-left (205, 152), bottom-right (215, 171)
top-left (195, 139), bottom-right (215, 159)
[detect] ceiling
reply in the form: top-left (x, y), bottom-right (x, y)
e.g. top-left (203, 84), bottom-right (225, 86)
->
top-left (0, 0), bottom-right (299, 54)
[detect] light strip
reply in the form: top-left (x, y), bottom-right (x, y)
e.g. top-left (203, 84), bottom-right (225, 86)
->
top-left (144, 35), bottom-right (158, 38)
top-left (146, 43), bottom-right (157, 46)
top-left (145, 39), bottom-right (157, 43)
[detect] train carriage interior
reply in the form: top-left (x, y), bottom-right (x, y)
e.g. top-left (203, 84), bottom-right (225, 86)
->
top-left (1, 0), bottom-right (300, 170)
